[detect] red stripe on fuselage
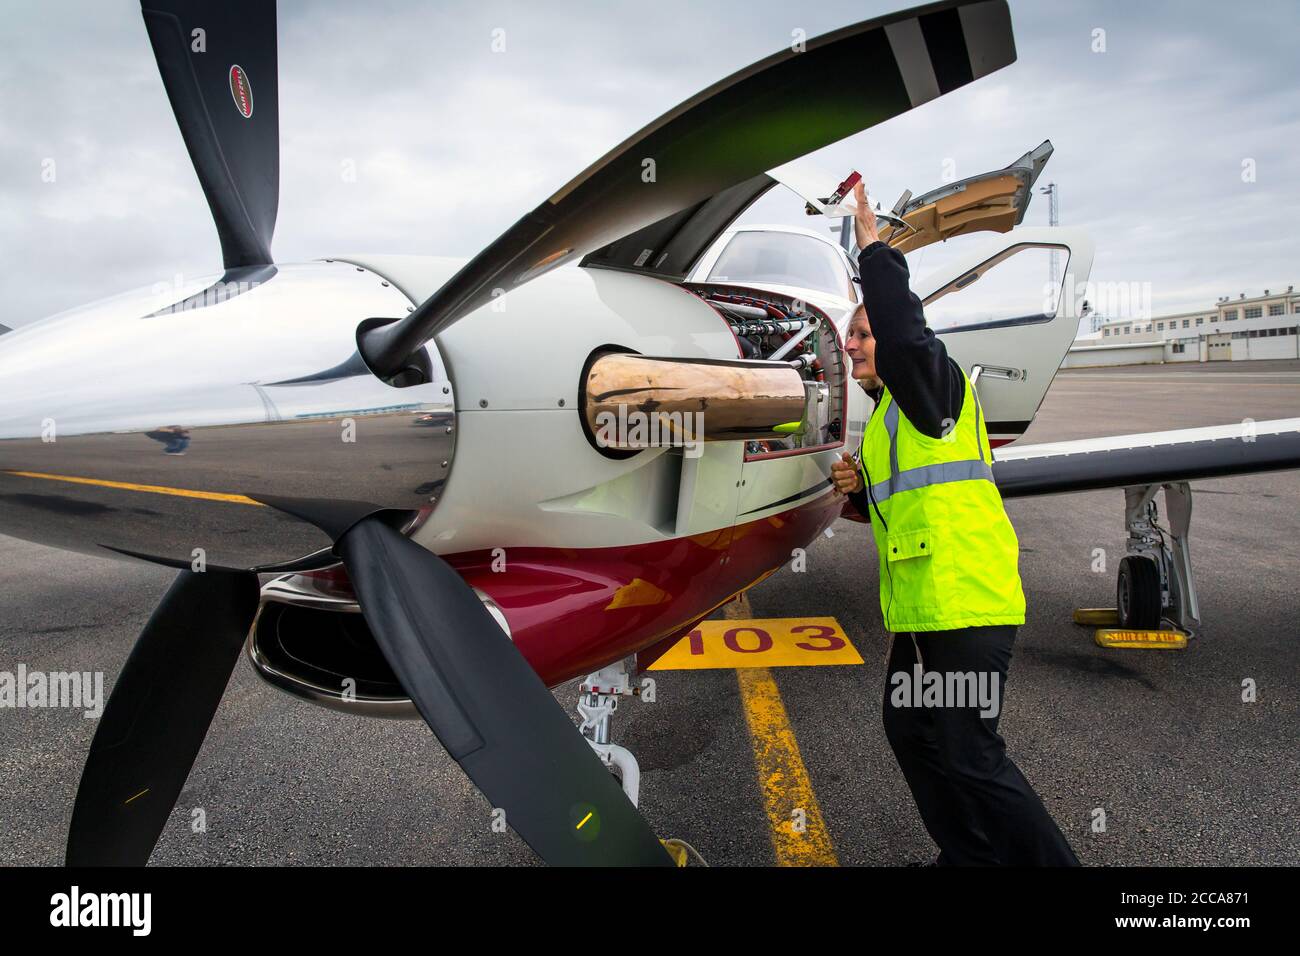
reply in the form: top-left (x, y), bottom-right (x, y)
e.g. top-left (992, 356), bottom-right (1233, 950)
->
top-left (304, 489), bottom-right (844, 687)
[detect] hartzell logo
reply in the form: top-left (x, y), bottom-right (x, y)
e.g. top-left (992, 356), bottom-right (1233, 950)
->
top-left (50, 886), bottom-right (151, 936)
top-left (229, 64), bottom-right (253, 118)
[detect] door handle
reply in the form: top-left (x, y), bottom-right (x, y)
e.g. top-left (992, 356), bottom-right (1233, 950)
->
top-left (970, 363), bottom-right (1025, 384)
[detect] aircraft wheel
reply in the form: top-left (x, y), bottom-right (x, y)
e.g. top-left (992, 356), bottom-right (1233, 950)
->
top-left (1117, 555), bottom-right (1161, 629)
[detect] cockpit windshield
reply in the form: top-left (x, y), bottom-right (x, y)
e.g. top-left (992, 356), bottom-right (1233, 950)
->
top-left (707, 231), bottom-right (853, 300)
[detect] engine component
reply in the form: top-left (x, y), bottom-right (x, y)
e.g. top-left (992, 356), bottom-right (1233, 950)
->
top-left (582, 353), bottom-right (806, 450)
top-left (245, 570), bottom-right (512, 719)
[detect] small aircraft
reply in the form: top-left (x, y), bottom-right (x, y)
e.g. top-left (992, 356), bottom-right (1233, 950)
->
top-left (1, 0), bottom-right (1297, 868)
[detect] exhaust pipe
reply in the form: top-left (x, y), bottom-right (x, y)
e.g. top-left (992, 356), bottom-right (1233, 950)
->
top-left (582, 353), bottom-right (807, 450)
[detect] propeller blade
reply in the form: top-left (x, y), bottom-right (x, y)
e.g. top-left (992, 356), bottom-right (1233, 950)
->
top-left (359, 0), bottom-right (1016, 379)
top-left (336, 516), bottom-right (673, 866)
top-left (67, 569), bottom-right (260, 866)
top-left (141, 0), bottom-right (279, 268)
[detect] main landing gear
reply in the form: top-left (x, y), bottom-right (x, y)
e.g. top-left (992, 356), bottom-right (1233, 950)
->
top-left (1115, 482), bottom-right (1201, 635)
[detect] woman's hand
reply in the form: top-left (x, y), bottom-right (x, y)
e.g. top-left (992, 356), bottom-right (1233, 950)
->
top-left (831, 452), bottom-right (863, 495)
top-left (853, 181), bottom-right (879, 249)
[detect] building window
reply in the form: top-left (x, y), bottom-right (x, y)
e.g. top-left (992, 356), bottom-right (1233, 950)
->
top-left (1182, 319), bottom-right (1189, 328)
top-left (1103, 328), bottom-right (1110, 336)
top-left (1244, 306), bottom-right (1263, 319)
top-left (1196, 316), bottom-right (1204, 325)
top-left (1269, 304), bottom-right (1284, 316)
top-left (1157, 322), bottom-right (1164, 330)
top-left (1224, 310), bottom-right (1238, 320)
top-left (1123, 326), bottom-right (1132, 335)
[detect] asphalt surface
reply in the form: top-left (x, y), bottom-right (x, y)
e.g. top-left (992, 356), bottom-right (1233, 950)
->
top-left (1, 360), bottom-right (1297, 866)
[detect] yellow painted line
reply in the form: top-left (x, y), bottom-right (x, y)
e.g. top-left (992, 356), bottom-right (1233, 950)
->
top-left (727, 595), bottom-right (837, 867)
top-left (3, 470), bottom-right (262, 506)
top-left (124, 789), bottom-right (149, 805)
top-left (647, 616), bottom-right (862, 670)
top-left (737, 667), bottom-right (837, 866)
top-left (575, 811), bottom-right (594, 830)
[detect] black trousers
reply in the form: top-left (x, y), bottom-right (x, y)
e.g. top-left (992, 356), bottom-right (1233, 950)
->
top-left (882, 625), bottom-right (1080, 866)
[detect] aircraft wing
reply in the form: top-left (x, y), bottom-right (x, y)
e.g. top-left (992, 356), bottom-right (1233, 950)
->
top-left (359, 0), bottom-right (1018, 380)
top-left (992, 418), bottom-right (1300, 498)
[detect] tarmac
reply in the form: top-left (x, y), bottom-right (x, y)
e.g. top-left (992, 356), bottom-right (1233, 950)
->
top-left (1, 360), bottom-right (1297, 866)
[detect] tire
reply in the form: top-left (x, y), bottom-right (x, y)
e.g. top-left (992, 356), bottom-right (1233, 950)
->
top-left (1117, 555), bottom-right (1162, 629)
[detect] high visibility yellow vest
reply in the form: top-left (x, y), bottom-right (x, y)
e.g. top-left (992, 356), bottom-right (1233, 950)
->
top-left (859, 368), bottom-right (1026, 632)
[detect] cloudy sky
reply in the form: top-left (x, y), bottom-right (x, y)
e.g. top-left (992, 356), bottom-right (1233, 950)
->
top-left (2, 0), bottom-right (1297, 328)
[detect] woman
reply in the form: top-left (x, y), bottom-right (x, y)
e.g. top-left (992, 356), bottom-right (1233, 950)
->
top-left (830, 182), bottom-right (1079, 866)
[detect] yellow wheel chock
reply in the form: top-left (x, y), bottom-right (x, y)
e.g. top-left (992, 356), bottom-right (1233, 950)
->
top-left (1075, 608), bottom-right (1188, 649)
top-left (1073, 607), bottom-right (1119, 626)
top-left (1094, 628), bottom-right (1188, 650)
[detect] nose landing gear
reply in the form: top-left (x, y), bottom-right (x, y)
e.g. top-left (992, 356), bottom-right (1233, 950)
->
top-left (577, 659), bottom-right (643, 806)
top-left (575, 657), bottom-right (708, 866)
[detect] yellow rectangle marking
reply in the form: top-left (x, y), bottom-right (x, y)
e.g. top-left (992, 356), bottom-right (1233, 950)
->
top-left (3, 470), bottom-right (262, 506)
top-left (1095, 628), bottom-right (1188, 649)
top-left (647, 617), bottom-right (862, 670)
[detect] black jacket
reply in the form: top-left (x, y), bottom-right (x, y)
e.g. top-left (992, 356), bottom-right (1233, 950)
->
top-left (847, 241), bottom-right (964, 520)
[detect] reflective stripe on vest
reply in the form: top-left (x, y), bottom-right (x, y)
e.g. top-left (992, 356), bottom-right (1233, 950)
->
top-left (871, 387), bottom-right (994, 504)
top-left (868, 458), bottom-right (995, 505)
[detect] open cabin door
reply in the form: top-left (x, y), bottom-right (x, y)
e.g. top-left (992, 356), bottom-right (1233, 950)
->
top-left (876, 140), bottom-right (1053, 253)
top-left (910, 226), bottom-right (1095, 447)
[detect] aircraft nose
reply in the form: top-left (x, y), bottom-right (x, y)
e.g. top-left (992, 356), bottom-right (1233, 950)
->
top-left (0, 262), bottom-right (455, 570)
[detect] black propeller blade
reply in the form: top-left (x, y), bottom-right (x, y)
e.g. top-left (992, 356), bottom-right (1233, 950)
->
top-left (67, 569), bottom-right (260, 866)
top-left (141, 0), bottom-right (279, 269)
top-left (336, 516), bottom-right (674, 866)
top-left (360, 0), bottom-right (1017, 379)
